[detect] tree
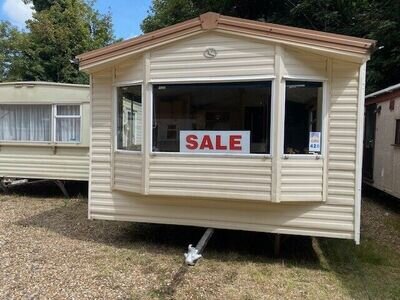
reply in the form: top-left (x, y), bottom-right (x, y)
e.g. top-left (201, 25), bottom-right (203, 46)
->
top-left (0, 21), bottom-right (26, 82)
top-left (24, 0), bottom-right (59, 12)
top-left (13, 0), bottom-right (116, 84)
top-left (141, 0), bottom-right (289, 33)
top-left (141, 0), bottom-right (400, 93)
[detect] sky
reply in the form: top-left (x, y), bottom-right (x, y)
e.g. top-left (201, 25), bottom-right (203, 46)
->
top-left (0, 0), bottom-right (153, 39)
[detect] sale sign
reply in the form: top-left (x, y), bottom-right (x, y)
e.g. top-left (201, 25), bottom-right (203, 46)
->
top-left (179, 131), bottom-right (250, 153)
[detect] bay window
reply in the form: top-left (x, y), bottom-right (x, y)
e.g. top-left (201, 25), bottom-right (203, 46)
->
top-left (152, 82), bottom-right (272, 154)
top-left (284, 81), bottom-right (323, 155)
top-left (117, 85), bottom-right (142, 151)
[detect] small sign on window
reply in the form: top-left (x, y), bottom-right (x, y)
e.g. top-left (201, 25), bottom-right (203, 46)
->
top-left (309, 132), bottom-right (321, 153)
top-left (180, 131), bottom-right (250, 154)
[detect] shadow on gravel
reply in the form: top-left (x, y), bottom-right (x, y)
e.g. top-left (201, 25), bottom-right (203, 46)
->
top-left (362, 183), bottom-right (400, 213)
top-left (2, 180), bottom-right (88, 199)
top-left (16, 198), bottom-right (319, 267)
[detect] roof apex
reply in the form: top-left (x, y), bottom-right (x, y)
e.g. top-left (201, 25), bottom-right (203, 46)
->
top-left (199, 12), bottom-right (220, 30)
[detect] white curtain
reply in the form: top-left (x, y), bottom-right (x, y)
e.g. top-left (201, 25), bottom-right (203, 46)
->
top-left (57, 105), bottom-right (79, 116)
top-left (0, 105), bottom-right (51, 141)
top-left (55, 105), bottom-right (80, 142)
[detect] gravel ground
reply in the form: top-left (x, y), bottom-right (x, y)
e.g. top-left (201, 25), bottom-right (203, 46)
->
top-left (0, 189), bottom-right (398, 299)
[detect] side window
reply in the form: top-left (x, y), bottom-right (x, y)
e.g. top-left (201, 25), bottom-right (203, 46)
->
top-left (0, 104), bottom-right (52, 142)
top-left (55, 105), bottom-right (81, 142)
top-left (395, 119), bottom-right (400, 145)
top-left (117, 85), bottom-right (142, 151)
top-left (284, 81), bottom-right (323, 154)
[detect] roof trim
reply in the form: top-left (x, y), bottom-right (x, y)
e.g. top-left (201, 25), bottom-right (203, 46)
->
top-left (0, 81), bottom-right (89, 88)
top-left (365, 82), bottom-right (400, 99)
top-left (77, 12), bottom-right (376, 71)
top-left (365, 84), bottom-right (400, 106)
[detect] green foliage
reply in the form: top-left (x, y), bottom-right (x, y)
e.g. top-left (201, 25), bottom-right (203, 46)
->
top-left (0, 21), bottom-right (26, 82)
top-left (23, 0), bottom-right (60, 12)
top-left (141, 0), bottom-right (400, 93)
top-left (4, 0), bottom-right (115, 84)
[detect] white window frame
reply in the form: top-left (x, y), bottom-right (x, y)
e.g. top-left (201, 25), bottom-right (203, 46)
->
top-left (114, 83), bottom-right (143, 153)
top-left (53, 104), bottom-right (82, 144)
top-left (280, 77), bottom-right (328, 159)
top-left (149, 78), bottom-right (275, 158)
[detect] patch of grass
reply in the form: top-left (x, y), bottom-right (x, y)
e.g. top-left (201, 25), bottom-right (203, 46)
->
top-left (384, 215), bottom-right (400, 231)
top-left (318, 237), bottom-right (400, 299)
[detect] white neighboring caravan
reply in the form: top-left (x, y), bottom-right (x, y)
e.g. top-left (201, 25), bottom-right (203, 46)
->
top-left (0, 81), bottom-right (90, 182)
top-left (364, 83), bottom-right (400, 199)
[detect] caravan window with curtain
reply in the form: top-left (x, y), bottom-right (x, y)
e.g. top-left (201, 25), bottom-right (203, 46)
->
top-left (55, 105), bottom-right (81, 142)
top-left (0, 105), bottom-right (52, 142)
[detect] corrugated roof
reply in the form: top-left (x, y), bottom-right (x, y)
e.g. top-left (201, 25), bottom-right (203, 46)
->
top-left (77, 12), bottom-right (376, 70)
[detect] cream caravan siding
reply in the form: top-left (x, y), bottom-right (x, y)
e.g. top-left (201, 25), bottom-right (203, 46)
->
top-left (115, 56), bottom-right (144, 84)
top-left (0, 83), bottom-right (90, 181)
top-left (280, 159), bottom-right (324, 202)
top-left (372, 98), bottom-right (400, 198)
top-left (148, 155), bottom-right (271, 201)
top-left (0, 146), bottom-right (88, 180)
top-left (88, 31), bottom-right (363, 240)
top-left (150, 32), bottom-right (275, 80)
top-left (90, 71), bottom-right (113, 194)
top-left (0, 83), bottom-right (89, 104)
top-left (113, 152), bottom-right (142, 193)
top-left (327, 61), bottom-right (359, 205)
top-left (283, 49), bottom-right (327, 77)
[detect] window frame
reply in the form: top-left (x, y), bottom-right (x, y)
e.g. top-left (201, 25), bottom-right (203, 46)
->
top-left (149, 79), bottom-right (275, 158)
top-left (280, 78), bottom-right (328, 159)
top-left (113, 83), bottom-right (144, 153)
top-left (53, 104), bottom-right (82, 144)
top-left (0, 103), bottom-right (83, 144)
top-left (394, 119), bottom-right (400, 146)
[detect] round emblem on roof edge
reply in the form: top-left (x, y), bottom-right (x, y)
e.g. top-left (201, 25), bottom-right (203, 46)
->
top-left (204, 48), bottom-right (217, 59)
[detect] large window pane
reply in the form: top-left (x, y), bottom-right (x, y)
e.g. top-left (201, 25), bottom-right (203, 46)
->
top-left (284, 81), bottom-right (323, 154)
top-left (117, 85), bottom-right (142, 151)
top-left (153, 82), bottom-right (271, 153)
top-left (0, 105), bottom-right (51, 141)
top-left (55, 105), bottom-right (81, 142)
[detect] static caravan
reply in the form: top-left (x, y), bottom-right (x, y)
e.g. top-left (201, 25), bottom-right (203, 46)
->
top-left (77, 13), bottom-right (375, 243)
top-left (0, 82), bottom-right (90, 189)
top-left (364, 83), bottom-right (400, 199)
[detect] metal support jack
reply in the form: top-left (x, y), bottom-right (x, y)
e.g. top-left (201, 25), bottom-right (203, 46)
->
top-left (54, 180), bottom-right (70, 198)
top-left (184, 228), bottom-right (214, 266)
top-left (274, 234), bottom-right (281, 256)
top-left (0, 178), bottom-right (9, 193)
